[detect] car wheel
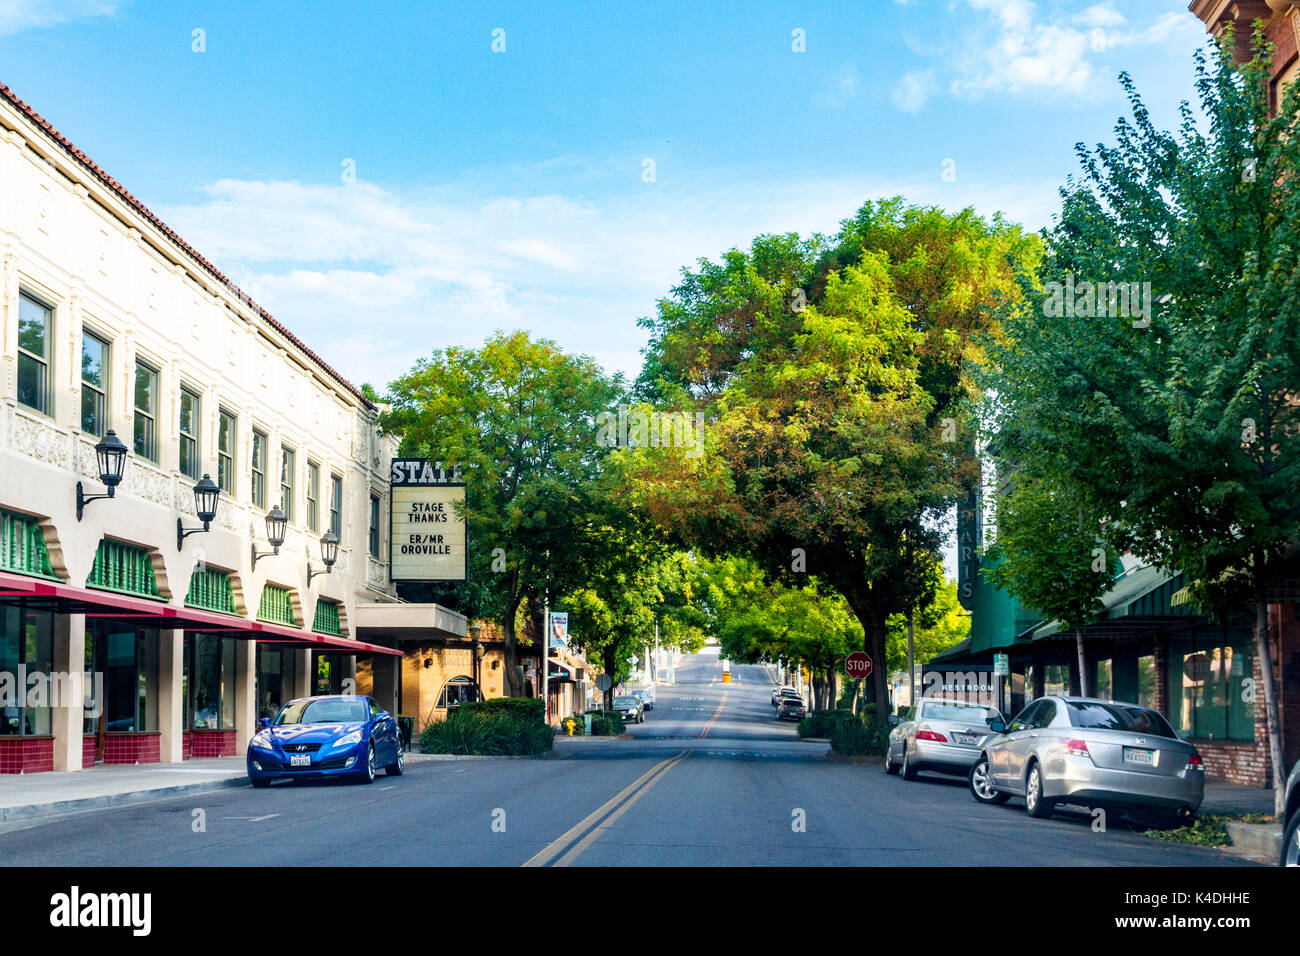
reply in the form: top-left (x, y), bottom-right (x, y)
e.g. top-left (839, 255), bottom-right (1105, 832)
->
top-left (884, 745), bottom-right (899, 775)
top-left (386, 739), bottom-right (404, 776)
top-left (901, 744), bottom-right (918, 781)
top-left (361, 742), bottom-right (376, 784)
top-left (1282, 810), bottom-right (1300, 867)
top-left (1024, 762), bottom-right (1053, 818)
top-left (969, 755), bottom-right (1009, 805)
top-left (250, 776), bottom-right (270, 789)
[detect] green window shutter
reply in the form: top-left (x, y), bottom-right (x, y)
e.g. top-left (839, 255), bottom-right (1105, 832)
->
top-left (87, 539), bottom-right (160, 598)
top-left (312, 600), bottom-right (341, 637)
top-left (0, 509), bottom-right (59, 580)
top-left (258, 584), bottom-right (297, 626)
top-left (186, 566), bottom-right (237, 614)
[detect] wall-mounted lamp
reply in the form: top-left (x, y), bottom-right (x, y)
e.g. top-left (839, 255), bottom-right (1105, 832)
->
top-left (76, 430), bottom-right (129, 521)
top-left (251, 504), bottom-right (288, 568)
top-left (177, 474), bottom-right (221, 550)
top-left (307, 530), bottom-right (340, 584)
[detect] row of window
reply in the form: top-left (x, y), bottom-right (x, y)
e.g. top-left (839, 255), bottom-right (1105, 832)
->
top-left (18, 290), bottom-right (383, 555)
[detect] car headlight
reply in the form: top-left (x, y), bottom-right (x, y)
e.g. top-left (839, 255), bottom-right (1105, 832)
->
top-left (250, 732), bottom-right (276, 752)
top-left (330, 730), bottom-right (363, 749)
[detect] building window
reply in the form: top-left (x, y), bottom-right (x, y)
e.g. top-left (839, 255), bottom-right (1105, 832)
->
top-left (280, 446), bottom-right (296, 523)
top-left (437, 675), bottom-right (478, 710)
top-left (179, 386), bottom-right (201, 479)
top-left (330, 474), bottom-right (343, 537)
top-left (80, 330), bottom-right (110, 435)
top-left (0, 601), bottom-right (54, 736)
top-left (307, 461), bottom-right (320, 532)
top-left (1168, 634), bottom-right (1254, 741)
top-left (84, 624), bottom-right (157, 736)
top-left (256, 646), bottom-right (298, 721)
top-left (188, 634), bottom-right (237, 731)
top-left (251, 429), bottom-right (267, 510)
top-left (217, 409), bottom-right (237, 495)
top-left (17, 292), bottom-right (52, 414)
top-left (133, 360), bottom-right (158, 462)
top-left (369, 494), bottom-right (380, 557)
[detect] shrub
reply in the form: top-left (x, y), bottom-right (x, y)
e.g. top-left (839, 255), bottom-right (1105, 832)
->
top-left (560, 716), bottom-right (584, 736)
top-left (585, 711), bottom-right (625, 736)
top-left (830, 711), bottom-right (889, 757)
top-left (797, 709), bottom-right (852, 738)
top-left (419, 707), bottom-right (553, 755)
top-left (457, 697), bottom-right (545, 723)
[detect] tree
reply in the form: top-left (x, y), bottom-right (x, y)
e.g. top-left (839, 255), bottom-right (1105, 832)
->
top-left (380, 331), bottom-right (623, 697)
top-left (633, 200), bottom-right (1037, 728)
top-left (980, 474), bottom-right (1111, 697)
top-left (984, 31), bottom-right (1300, 811)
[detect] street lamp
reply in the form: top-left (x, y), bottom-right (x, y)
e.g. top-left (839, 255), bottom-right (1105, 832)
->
top-left (470, 623), bottom-right (484, 701)
top-left (177, 474), bottom-right (221, 550)
top-left (251, 504), bottom-right (288, 568)
top-left (76, 430), bottom-right (129, 521)
top-left (307, 530), bottom-right (340, 584)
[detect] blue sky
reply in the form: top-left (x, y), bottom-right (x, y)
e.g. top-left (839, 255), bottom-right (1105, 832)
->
top-left (0, 0), bottom-right (1211, 390)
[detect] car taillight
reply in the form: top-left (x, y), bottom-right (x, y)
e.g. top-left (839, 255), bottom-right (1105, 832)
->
top-left (915, 730), bottom-right (947, 742)
top-left (1061, 738), bottom-right (1090, 757)
top-left (1186, 753), bottom-right (1204, 771)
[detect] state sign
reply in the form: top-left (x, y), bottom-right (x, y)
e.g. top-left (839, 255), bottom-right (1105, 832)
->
top-left (389, 458), bottom-right (466, 582)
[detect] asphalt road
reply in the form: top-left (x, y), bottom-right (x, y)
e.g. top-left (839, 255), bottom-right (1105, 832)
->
top-left (0, 647), bottom-right (1255, 866)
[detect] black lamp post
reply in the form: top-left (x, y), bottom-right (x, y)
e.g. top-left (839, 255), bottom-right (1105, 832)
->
top-left (307, 530), bottom-right (340, 584)
top-left (76, 430), bottom-right (129, 520)
top-left (177, 474), bottom-right (221, 550)
top-left (251, 504), bottom-right (288, 568)
top-left (470, 622), bottom-right (484, 701)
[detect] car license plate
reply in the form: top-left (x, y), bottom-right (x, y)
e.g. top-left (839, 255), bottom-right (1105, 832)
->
top-left (1124, 747), bottom-right (1155, 765)
top-left (290, 754), bottom-right (311, 767)
top-left (953, 732), bottom-right (978, 745)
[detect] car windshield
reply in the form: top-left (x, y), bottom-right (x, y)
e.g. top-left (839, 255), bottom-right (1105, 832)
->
top-left (921, 701), bottom-right (1001, 725)
top-left (275, 698), bottom-right (367, 725)
top-left (614, 697), bottom-right (638, 706)
top-left (1065, 701), bottom-right (1177, 738)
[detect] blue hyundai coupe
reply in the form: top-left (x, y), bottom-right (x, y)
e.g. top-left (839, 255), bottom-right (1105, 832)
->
top-left (246, 694), bottom-right (404, 787)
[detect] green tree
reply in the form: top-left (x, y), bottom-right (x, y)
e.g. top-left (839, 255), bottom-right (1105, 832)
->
top-left (985, 32), bottom-right (1300, 810)
top-left (381, 331), bottom-right (623, 696)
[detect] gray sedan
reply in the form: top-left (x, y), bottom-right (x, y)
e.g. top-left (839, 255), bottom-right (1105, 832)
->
top-left (885, 699), bottom-right (1003, 780)
top-left (968, 696), bottom-right (1205, 822)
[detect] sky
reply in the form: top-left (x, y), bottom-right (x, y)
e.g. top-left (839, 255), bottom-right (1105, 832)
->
top-left (0, 0), bottom-right (1214, 392)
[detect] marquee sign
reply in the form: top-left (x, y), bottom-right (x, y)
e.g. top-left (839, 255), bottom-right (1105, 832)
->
top-left (389, 458), bottom-right (466, 582)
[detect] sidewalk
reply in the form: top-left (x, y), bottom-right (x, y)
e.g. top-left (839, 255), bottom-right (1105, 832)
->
top-left (1200, 780), bottom-right (1275, 816)
top-left (0, 757), bottom-right (248, 823)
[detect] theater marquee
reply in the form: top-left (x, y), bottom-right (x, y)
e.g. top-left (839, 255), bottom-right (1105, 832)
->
top-left (389, 458), bottom-right (466, 582)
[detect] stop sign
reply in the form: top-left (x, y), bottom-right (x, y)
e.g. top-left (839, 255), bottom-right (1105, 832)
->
top-left (845, 652), bottom-right (873, 680)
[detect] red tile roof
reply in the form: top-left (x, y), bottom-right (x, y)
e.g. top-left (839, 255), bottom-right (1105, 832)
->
top-left (0, 80), bottom-right (376, 410)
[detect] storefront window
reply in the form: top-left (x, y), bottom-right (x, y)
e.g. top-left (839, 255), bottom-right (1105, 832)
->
top-left (1093, 658), bottom-right (1112, 699)
top-left (1044, 665), bottom-right (1068, 697)
top-left (256, 646), bottom-right (298, 719)
top-left (1168, 633), bottom-right (1254, 741)
top-left (437, 675), bottom-right (478, 709)
top-left (189, 634), bottom-right (236, 731)
top-left (1137, 655), bottom-right (1156, 710)
top-left (0, 601), bottom-right (54, 736)
top-left (313, 653), bottom-right (341, 696)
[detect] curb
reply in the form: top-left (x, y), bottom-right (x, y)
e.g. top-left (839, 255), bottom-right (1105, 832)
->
top-left (408, 753), bottom-right (545, 761)
top-left (1224, 821), bottom-right (1282, 862)
top-left (0, 775), bottom-right (248, 824)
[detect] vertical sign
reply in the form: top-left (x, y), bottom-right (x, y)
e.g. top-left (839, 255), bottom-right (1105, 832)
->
top-left (389, 458), bottom-right (466, 582)
top-left (549, 612), bottom-right (568, 649)
top-left (957, 483), bottom-right (980, 612)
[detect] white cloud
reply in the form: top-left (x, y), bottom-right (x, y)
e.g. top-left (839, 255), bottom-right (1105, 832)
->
top-left (159, 165), bottom-right (1061, 390)
top-left (893, 69), bottom-right (937, 113)
top-left (0, 0), bottom-right (122, 35)
top-left (814, 64), bottom-right (861, 109)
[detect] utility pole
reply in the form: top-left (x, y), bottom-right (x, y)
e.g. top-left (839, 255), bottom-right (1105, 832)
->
top-left (542, 597), bottom-right (550, 725)
top-left (907, 607), bottom-right (916, 713)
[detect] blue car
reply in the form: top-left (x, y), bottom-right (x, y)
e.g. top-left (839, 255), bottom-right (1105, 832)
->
top-left (246, 695), bottom-right (404, 787)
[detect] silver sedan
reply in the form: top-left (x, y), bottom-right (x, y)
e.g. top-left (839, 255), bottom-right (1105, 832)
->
top-left (885, 698), bottom-right (1004, 780)
top-left (968, 696), bottom-right (1205, 822)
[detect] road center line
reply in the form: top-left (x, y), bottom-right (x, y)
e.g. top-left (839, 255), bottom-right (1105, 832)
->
top-left (521, 750), bottom-right (688, 868)
top-left (552, 751), bottom-right (689, 867)
top-left (698, 689), bottom-right (729, 739)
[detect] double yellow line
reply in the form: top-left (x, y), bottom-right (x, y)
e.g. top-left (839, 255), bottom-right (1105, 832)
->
top-left (522, 750), bottom-right (689, 867)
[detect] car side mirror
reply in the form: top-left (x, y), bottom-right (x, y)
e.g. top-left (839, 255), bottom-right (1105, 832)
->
top-left (887, 714), bottom-right (900, 727)
top-left (259, 717), bottom-right (271, 730)
top-left (989, 719), bottom-right (1006, 734)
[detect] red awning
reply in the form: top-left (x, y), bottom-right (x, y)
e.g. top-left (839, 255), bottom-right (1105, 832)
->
top-left (0, 570), bottom-right (400, 656)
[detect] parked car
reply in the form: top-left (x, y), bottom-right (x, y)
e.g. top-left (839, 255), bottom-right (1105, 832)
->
top-left (884, 698), bottom-right (1003, 781)
top-left (968, 696), bottom-right (1204, 823)
top-left (1282, 758), bottom-right (1300, 867)
top-left (633, 688), bottom-right (656, 711)
top-left (613, 695), bottom-right (644, 724)
top-left (247, 695), bottom-right (403, 787)
top-left (772, 685), bottom-right (799, 706)
top-left (774, 688), bottom-right (803, 708)
top-left (776, 697), bottom-right (807, 721)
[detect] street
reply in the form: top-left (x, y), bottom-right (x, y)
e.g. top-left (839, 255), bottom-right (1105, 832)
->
top-left (0, 649), bottom-right (1254, 867)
